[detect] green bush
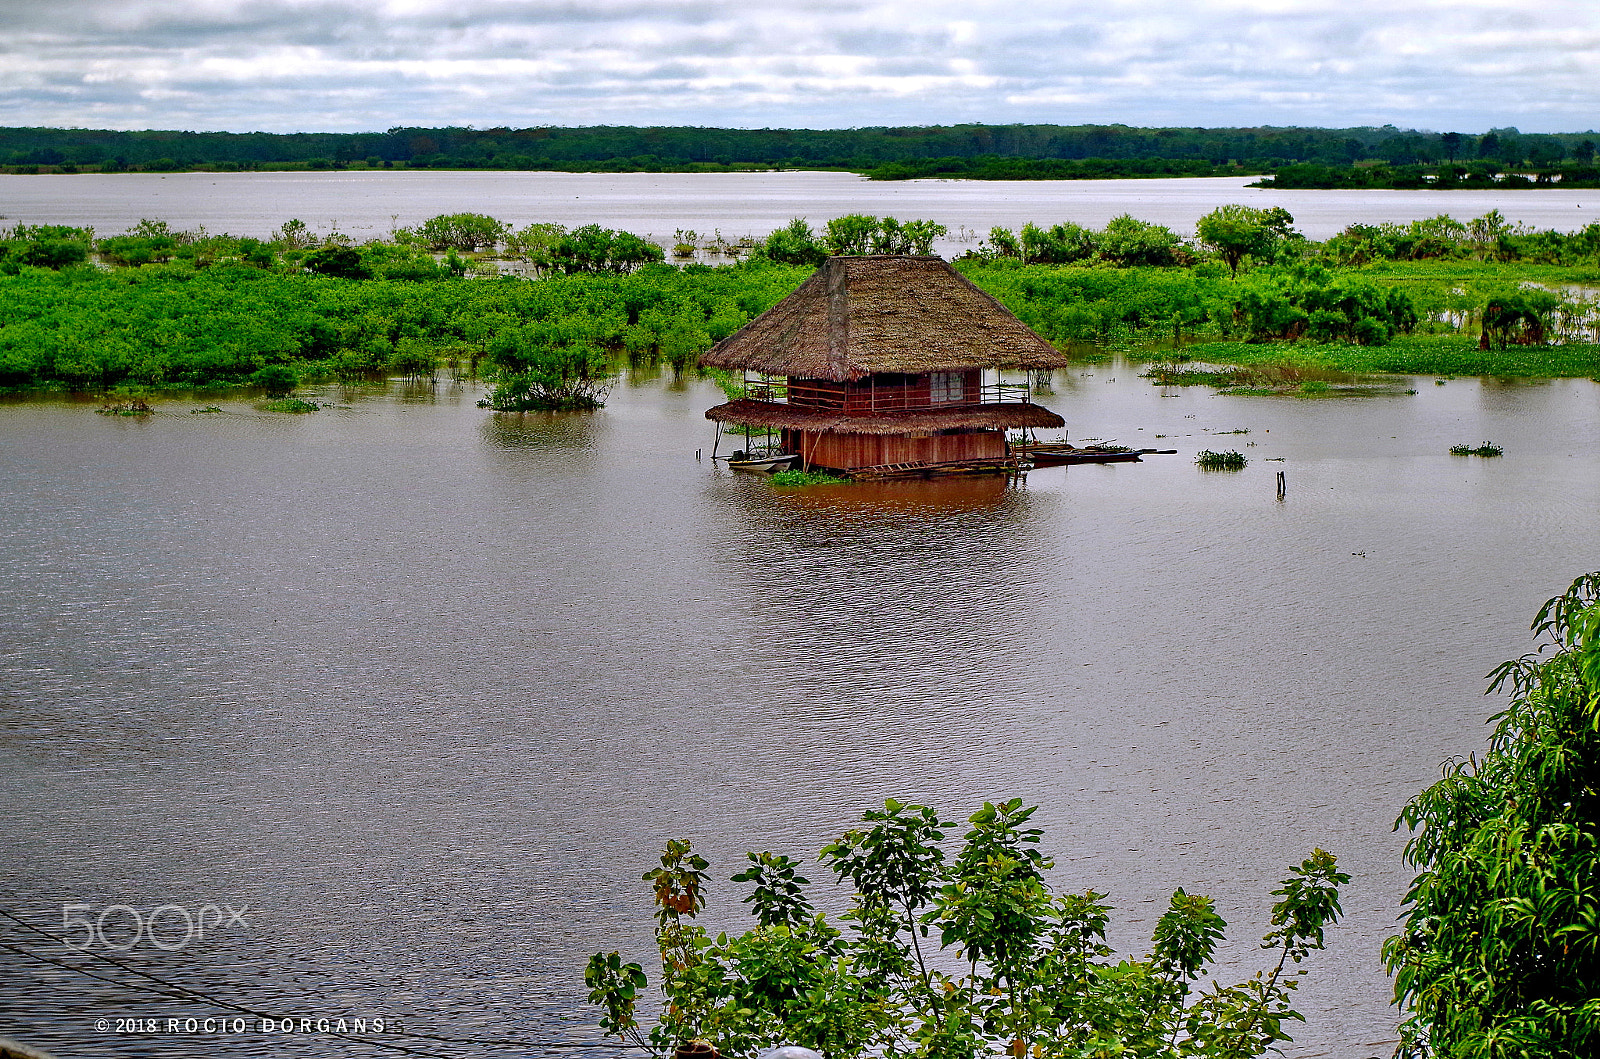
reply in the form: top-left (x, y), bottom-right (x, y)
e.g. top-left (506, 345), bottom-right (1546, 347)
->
top-left (1385, 573), bottom-right (1600, 1057)
top-left (587, 799), bottom-right (1346, 1059)
top-left (1196, 449), bottom-right (1247, 469)
top-left (303, 244), bottom-right (372, 280)
top-left (248, 363), bottom-right (298, 397)
top-left (417, 212), bottom-right (506, 252)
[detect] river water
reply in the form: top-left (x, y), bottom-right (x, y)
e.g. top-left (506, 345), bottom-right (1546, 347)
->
top-left (4, 170), bottom-right (1600, 252)
top-left (2, 357), bottom-right (1597, 1057)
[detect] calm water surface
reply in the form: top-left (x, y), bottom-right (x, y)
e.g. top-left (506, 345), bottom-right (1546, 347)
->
top-left (2, 366), bottom-right (1598, 1057)
top-left (5, 171), bottom-right (1600, 251)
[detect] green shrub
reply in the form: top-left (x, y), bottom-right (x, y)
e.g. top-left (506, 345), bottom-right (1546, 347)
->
top-left (248, 364), bottom-right (298, 397)
top-left (417, 212), bottom-right (506, 252)
top-left (1385, 573), bottom-right (1600, 1057)
top-left (587, 799), bottom-right (1347, 1059)
top-left (1196, 449), bottom-right (1247, 469)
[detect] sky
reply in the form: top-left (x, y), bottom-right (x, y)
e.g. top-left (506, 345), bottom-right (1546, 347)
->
top-left (1, 0), bottom-right (1597, 135)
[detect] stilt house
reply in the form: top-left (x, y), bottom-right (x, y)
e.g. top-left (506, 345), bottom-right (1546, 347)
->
top-left (702, 256), bottom-right (1069, 475)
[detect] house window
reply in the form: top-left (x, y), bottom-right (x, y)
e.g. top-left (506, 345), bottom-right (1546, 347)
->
top-left (929, 371), bottom-right (966, 404)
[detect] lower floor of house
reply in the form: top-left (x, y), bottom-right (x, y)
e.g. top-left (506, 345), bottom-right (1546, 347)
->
top-left (783, 427), bottom-right (1007, 471)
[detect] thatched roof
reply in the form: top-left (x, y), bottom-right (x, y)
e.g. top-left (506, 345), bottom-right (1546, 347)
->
top-left (705, 397), bottom-right (1064, 436)
top-left (699, 256), bottom-right (1070, 381)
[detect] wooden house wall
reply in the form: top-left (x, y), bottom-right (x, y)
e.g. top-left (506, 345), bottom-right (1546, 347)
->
top-left (787, 429), bottom-right (1007, 470)
top-left (786, 370), bottom-right (982, 413)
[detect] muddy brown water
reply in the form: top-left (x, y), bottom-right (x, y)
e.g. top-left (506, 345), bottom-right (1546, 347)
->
top-left (2, 363), bottom-right (1597, 1057)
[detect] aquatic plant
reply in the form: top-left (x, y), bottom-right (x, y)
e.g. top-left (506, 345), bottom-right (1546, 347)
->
top-left (261, 397), bottom-right (319, 413)
top-left (768, 469), bottom-right (848, 487)
top-left (587, 799), bottom-right (1346, 1059)
top-left (1195, 449), bottom-right (1248, 469)
top-left (1448, 442), bottom-right (1503, 457)
top-left (96, 399), bottom-right (152, 416)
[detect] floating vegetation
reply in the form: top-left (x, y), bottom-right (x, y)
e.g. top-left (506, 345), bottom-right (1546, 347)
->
top-left (1210, 428), bottom-right (1251, 435)
top-left (262, 397), bottom-right (320, 413)
top-left (769, 469), bottom-right (849, 487)
top-left (1449, 442), bottom-right (1504, 457)
top-left (1196, 449), bottom-right (1248, 469)
top-left (96, 398), bottom-right (153, 416)
top-left (1299, 380), bottom-right (1330, 394)
top-left (1142, 365), bottom-right (1247, 387)
top-left (191, 405), bottom-right (224, 414)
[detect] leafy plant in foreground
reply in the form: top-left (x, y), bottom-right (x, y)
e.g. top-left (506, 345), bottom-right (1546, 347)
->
top-left (1384, 572), bottom-right (1600, 1058)
top-left (586, 798), bottom-right (1347, 1059)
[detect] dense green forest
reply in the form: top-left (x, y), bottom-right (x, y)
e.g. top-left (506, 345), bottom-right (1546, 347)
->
top-left (2, 123), bottom-right (1596, 183)
top-left (3, 206), bottom-right (1598, 405)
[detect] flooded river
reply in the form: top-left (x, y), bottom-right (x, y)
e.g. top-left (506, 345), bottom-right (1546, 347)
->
top-left (2, 362), bottom-right (1598, 1057)
top-left (6, 170), bottom-right (1600, 252)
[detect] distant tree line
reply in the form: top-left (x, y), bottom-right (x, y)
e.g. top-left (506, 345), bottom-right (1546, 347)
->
top-left (2, 123), bottom-right (1595, 179)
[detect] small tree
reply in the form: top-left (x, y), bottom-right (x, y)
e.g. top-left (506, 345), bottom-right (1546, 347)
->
top-left (483, 328), bottom-right (615, 411)
top-left (587, 799), bottom-right (1347, 1059)
top-left (531, 224), bottom-right (665, 274)
top-left (823, 214), bottom-right (881, 256)
top-left (417, 212), bottom-right (506, 252)
top-left (1196, 205), bottom-right (1297, 276)
top-left (761, 219), bottom-right (827, 266)
top-left (1478, 289), bottom-right (1561, 350)
top-left (1384, 572), bottom-right (1600, 1058)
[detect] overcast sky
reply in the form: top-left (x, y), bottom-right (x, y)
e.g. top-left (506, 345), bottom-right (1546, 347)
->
top-left (1, 0), bottom-right (1597, 134)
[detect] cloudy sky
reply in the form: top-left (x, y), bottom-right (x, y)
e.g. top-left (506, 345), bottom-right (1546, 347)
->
top-left (1, 0), bottom-right (1597, 134)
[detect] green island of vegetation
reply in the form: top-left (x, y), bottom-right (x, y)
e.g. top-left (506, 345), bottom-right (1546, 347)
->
top-left (2, 204), bottom-right (1599, 409)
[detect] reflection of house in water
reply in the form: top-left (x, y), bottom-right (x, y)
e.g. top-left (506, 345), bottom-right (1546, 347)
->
top-left (702, 256), bottom-right (1070, 477)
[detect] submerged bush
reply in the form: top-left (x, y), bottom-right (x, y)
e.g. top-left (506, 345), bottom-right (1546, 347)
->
top-left (261, 397), bottom-right (318, 413)
top-left (1196, 449), bottom-right (1248, 469)
top-left (249, 363), bottom-right (299, 397)
top-left (483, 332), bottom-right (614, 411)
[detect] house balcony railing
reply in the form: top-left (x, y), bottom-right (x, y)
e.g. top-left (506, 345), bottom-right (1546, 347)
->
top-left (743, 373), bottom-right (1034, 411)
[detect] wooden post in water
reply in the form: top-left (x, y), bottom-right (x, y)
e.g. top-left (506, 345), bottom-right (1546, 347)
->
top-left (1276, 470), bottom-right (1287, 499)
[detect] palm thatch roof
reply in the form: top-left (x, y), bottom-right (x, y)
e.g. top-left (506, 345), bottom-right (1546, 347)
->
top-left (706, 397), bottom-right (1064, 436)
top-left (698, 255), bottom-right (1070, 381)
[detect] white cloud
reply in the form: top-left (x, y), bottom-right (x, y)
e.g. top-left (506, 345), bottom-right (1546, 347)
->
top-left (0, 0), bottom-right (1596, 131)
